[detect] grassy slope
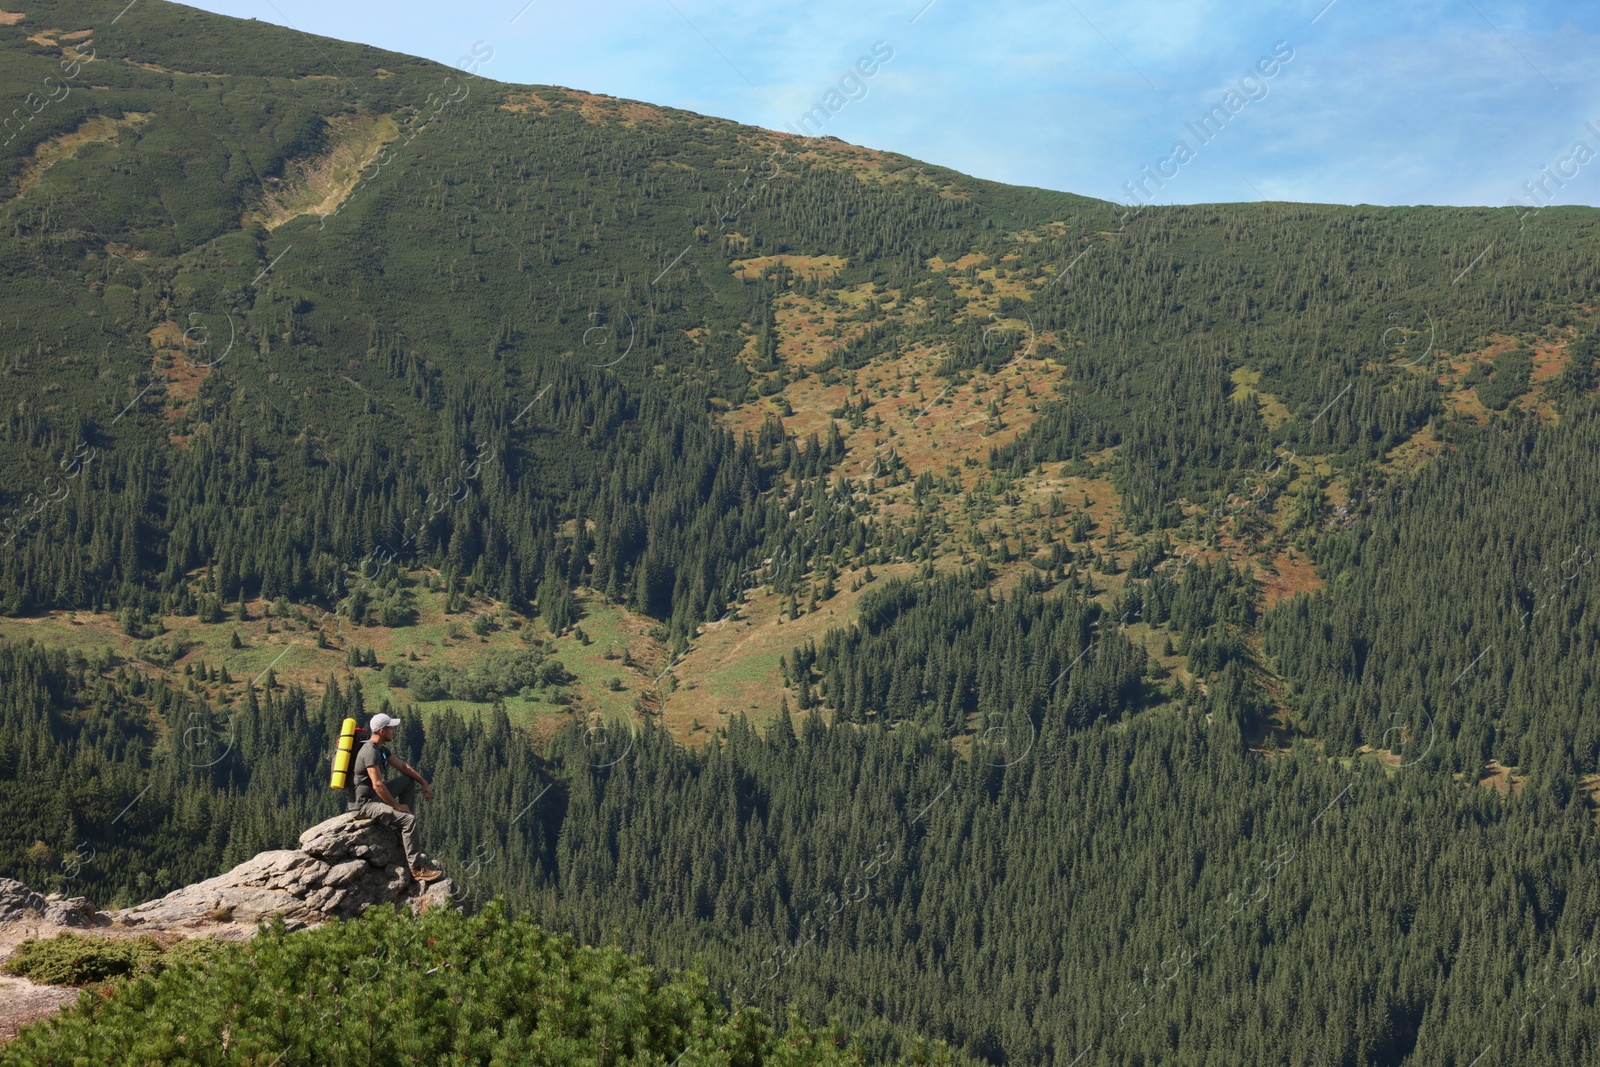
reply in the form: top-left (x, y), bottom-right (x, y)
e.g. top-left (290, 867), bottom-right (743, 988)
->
top-left (0, 298), bottom-right (1574, 774)
top-left (0, 0), bottom-right (1590, 787)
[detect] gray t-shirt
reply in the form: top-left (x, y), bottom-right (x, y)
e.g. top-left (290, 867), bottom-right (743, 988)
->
top-left (350, 740), bottom-right (390, 804)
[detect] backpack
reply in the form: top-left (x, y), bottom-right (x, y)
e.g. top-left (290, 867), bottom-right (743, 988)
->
top-left (329, 717), bottom-right (372, 790)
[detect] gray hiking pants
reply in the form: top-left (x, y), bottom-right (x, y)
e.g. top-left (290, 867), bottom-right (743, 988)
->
top-left (352, 775), bottom-right (423, 869)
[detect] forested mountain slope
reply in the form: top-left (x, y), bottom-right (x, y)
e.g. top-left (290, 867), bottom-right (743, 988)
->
top-left (2, 1), bottom-right (1599, 1064)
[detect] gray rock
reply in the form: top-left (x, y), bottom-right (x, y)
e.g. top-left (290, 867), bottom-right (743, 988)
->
top-left (0, 879), bottom-right (48, 924)
top-left (217, 850), bottom-right (313, 892)
top-left (410, 877), bottom-right (458, 917)
top-left (105, 812), bottom-right (455, 929)
top-left (0, 883), bottom-right (113, 929)
top-left (324, 860), bottom-right (368, 888)
top-left (41, 896), bottom-right (106, 928)
top-left (297, 814), bottom-right (405, 870)
top-left (0, 818), bottom-right (459, 967)
top-left (301, 885), bottom-right (338, 913)
top-left (381, 864), bottom-right (413, 896)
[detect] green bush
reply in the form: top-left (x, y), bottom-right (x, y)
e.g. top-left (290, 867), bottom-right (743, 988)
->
top-left (0, 903), bottom-right (912, 1066)
top-left (1477, 346), bottom-right (1534, 410)
top-left (384, 647), bottom-right (568, 703)
top-left (134, 632), bottom-right (186, 668)
top-left (2, 933), bottom-right (165, 986)
top-left (2, 932), bottom-right (227, 989)
top-left (376, 597), bottom-right (417, 628)
top-left (157, 936), bottom-right (226, 973)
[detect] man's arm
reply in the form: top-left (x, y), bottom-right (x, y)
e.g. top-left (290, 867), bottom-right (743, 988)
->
top-left (388, 756), bottom-right (434, 800)
top-left (365, 765), bottom-right (408, 813)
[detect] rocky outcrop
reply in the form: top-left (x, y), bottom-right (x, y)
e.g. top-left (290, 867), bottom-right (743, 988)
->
top-left (0, 815), bottom-right (459, 1041)
top-left (0, 882), bottom-right (112, 929)
top-left (110, 813), bottom-right (455, 930)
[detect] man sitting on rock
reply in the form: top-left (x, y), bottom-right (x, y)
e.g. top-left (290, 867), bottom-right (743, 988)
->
top-left (351, 712), bottom-right (443, 883)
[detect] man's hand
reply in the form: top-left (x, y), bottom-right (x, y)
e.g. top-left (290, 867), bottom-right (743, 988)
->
top-left (421, 783), bottom-right (434, 801)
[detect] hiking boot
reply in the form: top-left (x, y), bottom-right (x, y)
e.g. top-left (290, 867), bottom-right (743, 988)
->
top-left (410, 866), bottom-right (444, 883)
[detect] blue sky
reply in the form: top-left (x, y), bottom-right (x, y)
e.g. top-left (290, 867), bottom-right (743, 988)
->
top-left (179, 0), bottom-right (1600, 208)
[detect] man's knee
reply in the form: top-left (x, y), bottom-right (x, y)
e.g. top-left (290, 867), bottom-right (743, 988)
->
top-left (361, 803), bottom-right (403, 826)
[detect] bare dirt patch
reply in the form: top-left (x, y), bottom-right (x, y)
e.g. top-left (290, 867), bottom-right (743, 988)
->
top-left (146, 319), bottom-right (219, 427)
top-left (1437, 335), bottom-right (1563, 424)
top-left (937, 258), bottom-right (1038, 318)
top-left (1355, 744), bottom-right (1403, 770)
top-left (731, 254), bottom-right (846, 283)
top-left (500, 91), bottom-right (552, 115)
top-left (723, 343), bottom-right (1053, 492)
top-left (1477, 759), bottom-right (1524, 794)
top-left (1381, 424), bottom-right (1445, 479)
top-left (741, 283), bottom-right (893, 370)
top-left (499, 88), bottom-right (673, 127)
top-left (933, 252), bottom-right (987, 273)
top-left (247, 111), bottom-right (399, 230)
top-left (126, 60), bottom-right (229, 77)
top-left (853, 363), bottom-right (1049, 483)
top-left (9, 113), bottom-right (149, 203)
top-left (0, 974), bottom-right (79, 1043)
top-left (0, 11), bottom-right (25, 27)
top-left (1530, 335), bottom-right (1570, 385)
top-left (1230, 367), bottom-right (1292, 429)
top-left (1260, 550), bottom-right (1322, 609)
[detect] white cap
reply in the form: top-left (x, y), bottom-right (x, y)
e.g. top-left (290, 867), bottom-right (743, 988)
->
top-left (369, 713), bottom-right (400, 732)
